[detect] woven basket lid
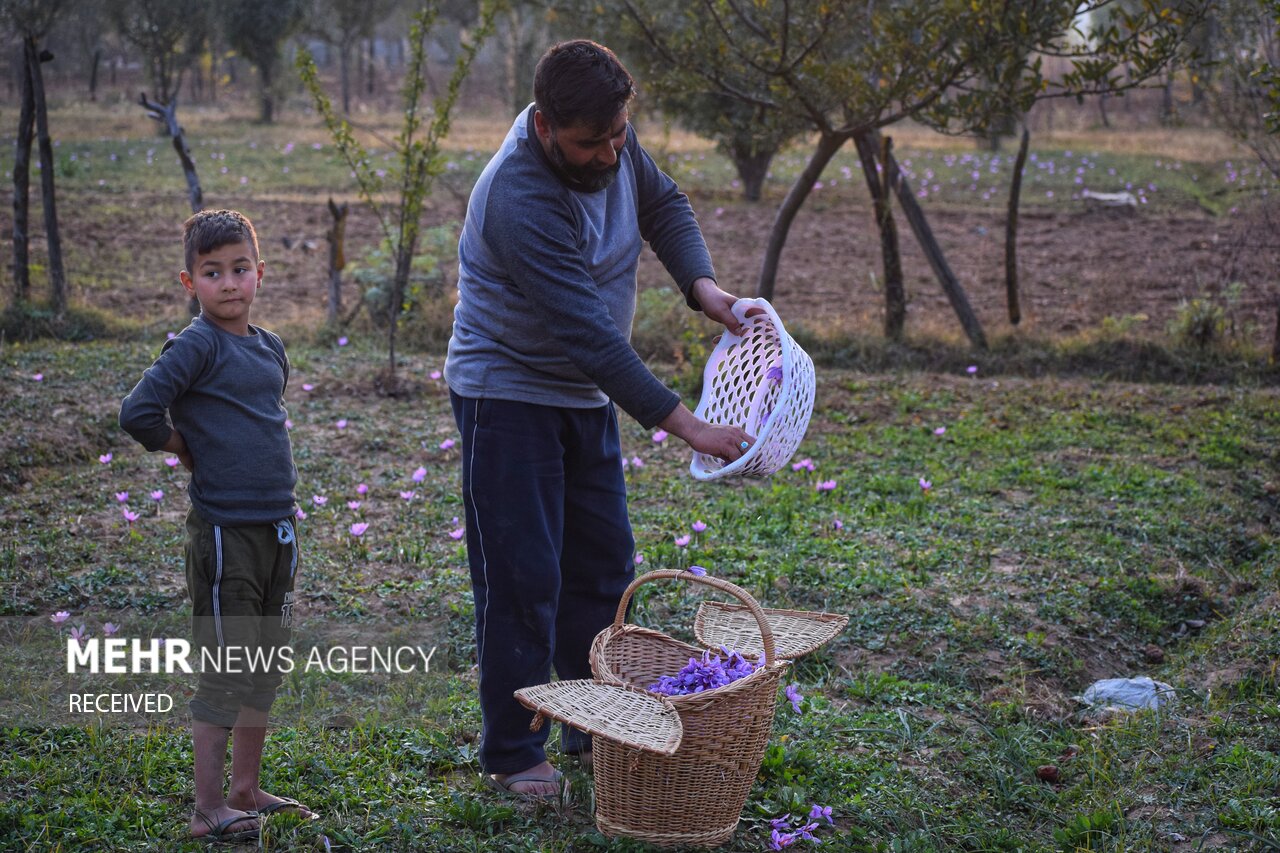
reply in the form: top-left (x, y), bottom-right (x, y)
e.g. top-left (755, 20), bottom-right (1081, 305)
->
top-left (514, 679), bottom-right (683, 755)
top-left (693, 601), bottom-right (849, 661)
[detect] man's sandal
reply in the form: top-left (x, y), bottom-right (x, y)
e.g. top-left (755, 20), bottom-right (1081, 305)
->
top-left (254, 797), bottom-right (319, 820)
top-left (191, 809), bottom-right (260, 844)
top-left (484, 769), bottom-right (565, 803)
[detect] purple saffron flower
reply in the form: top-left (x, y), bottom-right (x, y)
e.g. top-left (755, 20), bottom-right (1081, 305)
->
top-left (791, 458), bottom-right (815, 472)
top-left (70, 625), bottom-right (89, 643)
top-left (652, 429), bottom-right (668, 443)
top-left (785, 683), bottom-right (803, 713)
top-left (285, 419), bottom-right (293, 430)
top-left (934, 426), bottom-right (946, 436)
top-left (122, 508), bottom-right (139, 523)
top-left (103, 622), bottom-right (120, 637)
top-left (816, 480), bottom-right (837, 492)
top-left (32, 373), bottom-right (43, 382)
top-left (686, 565), bottom-right (707, 577)
top-left (770, 829), bottom-right (798, 850)
top-left (115, 491), bottom-right (129, 503)
top-left (164, 457), bottom-right (180, 467)
top-left (674, 534), bottom-right (691, 547)
top-left (295, 508), bottom-right (307, 520)
top-left (312, 495), bottom-right (328, 507)
top-left (400, 490), bottom-right (416, 501)
top-left (302, 383), bottom-right (315, 391)
top-left (692, 520), bottom-right (707, 533)
top-left (337, 337), bottom-right (348, 346)
top-left (350, 522), bottom-right (369, 537)
top-left (448, 528), bottom-right (465, 540)
top-left (50, 611), bottom-right (71, 625)
top-left (919, 477), bottom-right (932, 492)
top-left (634, 552), bottom-right (644, 565)
top-left (356, 483), bottom-right (369, 495)
top-left (347, 500), bottom-right (361, 510)
top-left (150, 490), bottom-right (164, 502)
top-left (809, 804), bottom-right (834, 825)
top-left (430, 370), bottom-right (442, 380)
top-left (439, 439), bottom-right (455, 451)
top-left (966, 365), bottom-right (978, 375)
top-left (413, 467), bottom-right (427, 483)
top-left (770, 815), bottom-right (793, 830)
top-left (99, 453), bottom-right (112, 464)
top-left (631, 456), bottom-right (644, 468)
top-left (832, 518), bottom-right (844, 530)
top-left (335, 419), bottom-right (348, 429)
top-left (797, 821), bottom-right (820, 841)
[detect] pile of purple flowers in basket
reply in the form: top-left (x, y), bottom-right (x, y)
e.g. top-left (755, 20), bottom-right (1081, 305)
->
top-left (649, 647), bottom-right (758, 696)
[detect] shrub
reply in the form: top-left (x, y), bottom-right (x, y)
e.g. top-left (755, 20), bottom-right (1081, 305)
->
top-left (0, 301), bottom-right (131, 342)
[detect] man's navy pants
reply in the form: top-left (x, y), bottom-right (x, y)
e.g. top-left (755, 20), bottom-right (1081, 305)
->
top-left (450, 391), bottom-right (636, 774)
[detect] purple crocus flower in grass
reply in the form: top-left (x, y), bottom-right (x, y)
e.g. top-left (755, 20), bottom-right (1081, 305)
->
top-left (413, 467), bottom-right (427, 483)
top-left (816, 480), bottom-right (837, 492)
top-left (356, 483), bottom-right (369, 495)
top-left (103, 622), bottom-right (120, 637)
top-left (630, 456), bottom-right (645, 468)
top-left (70, 625), bottom-right (89, 643)
top-left (652, 429), bottom-right (668, 443)
top-left (164, 457), bottom-right (180, 467)
top-left (337, 336), bottom-right (348, 347)
top-left (919, 478), bottom-right (932, 492)
top-left (50, 611), bottom-right (70, 625)
top-left (674, 534), bottom-right (691, 548)
top-left (809, 804), bottom-right (834, 825)
top-left (400, 491), bottom-right (416, 502)
top-left (430, 370), bottom-right (442, 380)
top-left (692, 520), bottom-right (707, 533)
top-left (33, 373), bottom-right (43, 382)
top-left (769, 815), bottom-right (792, 830)
top-left (439, 439), bottom-right (455, 451)
top-left (335, 419), bottom-right (348, 430)
top-left (448, 528), bottom-right (465, 540)
top-left (634, 553), bottom-right (644, 566)
top-left (99, 453), bottom-right (112, 464)
top-left (785, 683), bottom-right (803, 713)
top-left (797, 822), bottom-right (821, 841)
top-left (312, 495), bottom-right (328, 507)
top-left (770, 829), bottom-right (798, 850)
top-left (295, 509), bottom-right (307, 520)
top-left (350, 522), bottom-right (369, 537)
top-left (150, 490), bottom-right (164, 502)
top-left (685, 565), bottom-right (707, 577)
top-left (115, 491), bottom-right (129, 503)
top-left (122, 508), bottom-right (140, 523)
top-left (934, 426), bottom-right (946, 436)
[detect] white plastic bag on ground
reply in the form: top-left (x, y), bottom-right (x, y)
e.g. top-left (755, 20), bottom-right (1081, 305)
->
top-left (1079, 676), bottom-right (1177, 711)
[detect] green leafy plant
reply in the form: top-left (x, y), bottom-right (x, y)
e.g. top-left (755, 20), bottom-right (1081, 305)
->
top-left (298, 1), bottom-right (496, 393)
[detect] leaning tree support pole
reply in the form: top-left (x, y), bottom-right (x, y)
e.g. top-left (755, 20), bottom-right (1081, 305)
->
top-left (852, 130), bottom-right (906, 340)
top-left (12, 41), bottom-right (35, 303)
top-left (876, 131), bottom-right (988, 350)
top-left (756, 132), bottom-right (849, 301)
top-left (1005, 125), bottom-right (1031, 326)
top-left (28, 37), bottom-right (67, 318)
top-left (140, 93), bottom-right (204, 315)
top-left (140, 93), bottom-right (203, 213)
top-left (325, 198), bottom-right (349, 326)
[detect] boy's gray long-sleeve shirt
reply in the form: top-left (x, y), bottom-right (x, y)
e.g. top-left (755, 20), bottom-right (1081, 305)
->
top-left (445, 105), bottom-right (716, 428)
top-left (119, 315), bottom-right (298, 526)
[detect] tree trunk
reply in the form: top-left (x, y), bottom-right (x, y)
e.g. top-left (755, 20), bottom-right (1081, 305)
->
top-left (326, 198), bottom-right (349, 325)
top-left (853, 130), bottom-right (905, 340)
top-left (141, 93), bottom-right (204, 315)
top-left (12, 43), bottom-right (34, 303)
top-left (1005, 126), bottom-right (1030, 326)
top-left (89, 49), bottom-right (100, 101)
top-left (28, 38), bottom-right (67, 318)
top-left (259, 60), bottom-right (275, 123)
top-left (732, 148), bottom-right (773, 202)
top-left (756, 132), bottom-right (848, 301)
top-left (1097, 92), bottom-right (1110, 128)
top-left (879, 131), bottom-right (988, 349)
top-left (340, 43), bottom-right (351, 115)
top-left (1161, 71), bottom-right (1176, 125)
top-left (1273, 301), bottom-right (1280, 363)
top-left (385, 240), bottom-right (416, 393)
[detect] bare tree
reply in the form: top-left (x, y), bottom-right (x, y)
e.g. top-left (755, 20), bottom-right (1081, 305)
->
top-left (308, 0), bottom-right (395, 114)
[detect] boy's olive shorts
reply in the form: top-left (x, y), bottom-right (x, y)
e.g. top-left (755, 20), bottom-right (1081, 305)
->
top-left (184, 508), bottom-right (299, 727)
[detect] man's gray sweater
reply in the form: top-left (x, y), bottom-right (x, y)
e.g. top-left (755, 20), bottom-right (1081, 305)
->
top-left (119, 315), bottom-right (297, 526)
top-left (445, 105), bottom-right (716, 428)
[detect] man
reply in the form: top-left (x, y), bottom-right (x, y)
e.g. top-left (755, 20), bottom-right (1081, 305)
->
top-left (444, 39), bottom-right (754, 800)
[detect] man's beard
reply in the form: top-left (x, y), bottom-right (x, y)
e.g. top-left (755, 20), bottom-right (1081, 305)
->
top-left (548, 134), bottom-right (621, 192)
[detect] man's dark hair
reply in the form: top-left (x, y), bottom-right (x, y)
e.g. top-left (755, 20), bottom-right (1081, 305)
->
top-left (533, 40), bottom-right (635, 134)
top-left (182, 209), bottom-right (260, 272)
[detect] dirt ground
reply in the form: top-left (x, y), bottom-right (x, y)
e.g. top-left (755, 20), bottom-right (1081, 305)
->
top-left (29, 178), bottom-right (1280, 351)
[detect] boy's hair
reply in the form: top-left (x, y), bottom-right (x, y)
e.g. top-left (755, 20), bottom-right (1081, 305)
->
top-left (183, 209), bottom-right (259, 272)
top-left (533, 40), bottom-right (635, 135)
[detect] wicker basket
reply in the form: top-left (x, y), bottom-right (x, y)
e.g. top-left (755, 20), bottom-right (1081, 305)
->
top-left (690, 298), bottom-right (816, 480)
top-left (516, 570), bottom-right (847, 849)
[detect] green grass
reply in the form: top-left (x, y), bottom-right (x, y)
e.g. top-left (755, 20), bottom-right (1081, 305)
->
top-left (1, 336), bottom-right (1276, 851)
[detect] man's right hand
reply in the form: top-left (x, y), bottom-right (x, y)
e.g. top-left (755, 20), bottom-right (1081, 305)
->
top-left (659, 403), bottom-right (756, 463)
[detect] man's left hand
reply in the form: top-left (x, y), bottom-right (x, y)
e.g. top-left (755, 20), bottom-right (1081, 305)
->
top-left (691, 277), bottom-right (757, 337)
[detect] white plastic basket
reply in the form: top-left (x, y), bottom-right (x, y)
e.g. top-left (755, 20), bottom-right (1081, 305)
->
top-left (690, 298), bottom-right (815, 480)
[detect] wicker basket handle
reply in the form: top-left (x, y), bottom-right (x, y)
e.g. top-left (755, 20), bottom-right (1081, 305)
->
top-left (613, 569), bottom-right (777, 666)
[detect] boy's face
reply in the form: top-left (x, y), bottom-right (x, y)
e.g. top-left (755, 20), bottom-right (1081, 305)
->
top-left (179, 240), bottom-right (264, 336)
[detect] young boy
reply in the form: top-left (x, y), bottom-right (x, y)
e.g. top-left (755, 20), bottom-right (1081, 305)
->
top-left (120, 209), bottom-right (315, 842)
